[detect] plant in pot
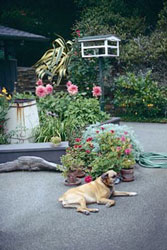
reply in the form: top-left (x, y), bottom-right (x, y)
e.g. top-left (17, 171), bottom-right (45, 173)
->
top-left (87, 131), bottom-right (136, 181)
top-left (121, 151), bottom-right (136, 182)
top-left (60, 152), bottom-right (84, 186)
top-left (59, 137), bottom-right (98, 185)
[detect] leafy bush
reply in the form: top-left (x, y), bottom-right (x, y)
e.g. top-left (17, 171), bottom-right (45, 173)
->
top-left (113, 72), bottom-right (167, 119)
top-left (90, 131), bottom-right (136, 178)
top-left (63, 95), bottom-right (110, 127)
top-left (37, 91), bottom-right (110, 127)
top-left (60, 125), bottom-right (138, 179)
top-left (34, 113), bottom-right (79, 144)
top-left (82, 122), bottom-right (142, 161)
top-left (68, 41), bottom-right (98, 95)
top-left (36, 90), bottom-right (110, 143)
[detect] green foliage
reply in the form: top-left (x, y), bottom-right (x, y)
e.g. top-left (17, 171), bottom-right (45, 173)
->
top-left (60, 128), bottom-right (136, 179)
top-left (34, 113), bottom-right (77, 143)
top-left (37, 91), bottom-right (71, 121)
top-left (68, 42), bottom-right (98, 94)
top-left (63, 95), bottom-right (110, 127)
top-left (13, 91), bottom-right (35, 100)
top-left (157, 1), bottom-right (167, 31)
top-left (0, 88), bottom-right (11, 144)
top-left (82, 123), bottom-right (142, 160)
top-left (113, 72), bottom-right (167, 119)
top-left (71, 0), bottom-right (167, 88)
top-left (36, 90), bottom-right (109, 144)
top-left (37, 91), bottom-right (109, 127)
top-left (90, 132), bottom-right (136, 178)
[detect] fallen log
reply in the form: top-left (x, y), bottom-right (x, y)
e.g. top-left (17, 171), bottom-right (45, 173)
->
top-left (0, 156), bottom-right (60, 173)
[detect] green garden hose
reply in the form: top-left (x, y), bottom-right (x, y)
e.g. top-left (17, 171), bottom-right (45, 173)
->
top-left (138, 152), bottom-right (167, 168)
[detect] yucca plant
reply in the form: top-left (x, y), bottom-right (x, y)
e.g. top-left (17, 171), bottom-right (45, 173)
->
top-left (33, 35), bottom-right (73, 85)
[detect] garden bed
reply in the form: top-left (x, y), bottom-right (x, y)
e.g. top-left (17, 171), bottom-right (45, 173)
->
top-left (0, 142), bottom-right (68, 164)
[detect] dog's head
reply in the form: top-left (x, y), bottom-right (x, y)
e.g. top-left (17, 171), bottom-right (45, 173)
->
top-left (101, 170), bottom-right (117, 187)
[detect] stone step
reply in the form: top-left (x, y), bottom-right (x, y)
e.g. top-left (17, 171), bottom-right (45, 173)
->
top-left (0, 142), bottom-right (68, 164)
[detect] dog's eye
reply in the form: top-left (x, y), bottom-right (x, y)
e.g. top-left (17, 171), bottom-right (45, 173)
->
top-left (113, 175), bottom-right (116, 178)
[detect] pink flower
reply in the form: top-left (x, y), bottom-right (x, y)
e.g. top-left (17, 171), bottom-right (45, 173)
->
top-left (96, 130), bottom-right (100, 133)
top-left (85, 175), bottom-right (92, 183)
top-left (46, 84), bottom-right (53, 94)
top-left (36, 86), bottom-right (47, 97)
top-left (92, 86), bottom-right (102, 97)
top-left (78, 145), bottom-right (82, 148)
top-left (121, 136), bottom-right (126, 142)
top-left (124, 131), bottom-right (128, 135)
top-left (74, 145), bottom-right (78, 149)
top-left (67, 84), bottom-right (78, 95)
top-left (117, 147), bottom-right (122, 151)
top-left (111, 130), bottom-right (115, 134)
top-left (75, 138), bottom-right (81, 142)
top-left (76, 30), bottom-right (80, 37)
top-left (86, 137), bottom-right (93, 142)
top-left (125, 148), bottom-right (132, 155)
top-left (101, 127), bottom-right (105, 130)
top-left (86, 150), bottom-right (91, 154)
top-left (66, 81), bottom-right (72, 87)
top-left (36, 79), bottom-right (43, 86)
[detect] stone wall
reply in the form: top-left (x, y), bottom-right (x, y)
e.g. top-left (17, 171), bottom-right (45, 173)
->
top-left (16, 67), bottom-right (66, 93)
top-left (17, 67), bottom-right (36, 93)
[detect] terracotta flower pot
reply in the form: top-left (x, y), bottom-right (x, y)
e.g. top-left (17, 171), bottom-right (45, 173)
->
top-left (121, 168), bottom-right (134, 182)
top-left (64, 171), bottom-right (82, 186)
top-left (74, 169), bottom-right (85, 178)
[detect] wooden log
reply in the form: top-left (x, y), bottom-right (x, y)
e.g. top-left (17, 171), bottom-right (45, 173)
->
top-left (0, 156), bottom-right (60, 173)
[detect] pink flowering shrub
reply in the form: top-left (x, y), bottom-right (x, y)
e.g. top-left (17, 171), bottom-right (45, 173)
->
top-left (36, 85), bottom-right (47, 97)
top-left (46, 84), bottom-right (53, 94)
top-left (35, 79), bottom-right (53, 97)
top-left (67, 84), bottom-right (78, 95)
top-left (36, 79), bottom-right (43, 86)
top-left (66, 81), bottom-right (102, 98)
top-left (92, 86), bottom-right (102, 97)
top-left (60, 128), bottom-right (136, 180)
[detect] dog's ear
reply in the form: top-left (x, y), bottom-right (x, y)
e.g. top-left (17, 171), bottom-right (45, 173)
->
top-left (101, 173), bottom-right (109, 181)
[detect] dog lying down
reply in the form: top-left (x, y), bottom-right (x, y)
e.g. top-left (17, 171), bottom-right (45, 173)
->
top-left (59, 170), bottom-right (137, 215)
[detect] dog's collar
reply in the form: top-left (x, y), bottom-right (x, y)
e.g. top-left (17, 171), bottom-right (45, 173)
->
top-left (101, 177), bottom-right (114, 188)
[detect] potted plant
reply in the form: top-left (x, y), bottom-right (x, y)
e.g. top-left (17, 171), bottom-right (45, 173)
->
top-left (121, 157), bottom-right (136, 182)
top-left (88, 131), bottom-right (136, 181)
top-left (60, 153), bottom-right (84, 186)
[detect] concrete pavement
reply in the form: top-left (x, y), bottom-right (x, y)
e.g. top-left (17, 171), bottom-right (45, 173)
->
top-left (0, 122), bottom-right (167, 250)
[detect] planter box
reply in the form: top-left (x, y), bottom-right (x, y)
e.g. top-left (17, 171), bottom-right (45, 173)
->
top-left (0, 142), bottom-right (68, 164)
top-left (100, 117), bottom-right (121, 125)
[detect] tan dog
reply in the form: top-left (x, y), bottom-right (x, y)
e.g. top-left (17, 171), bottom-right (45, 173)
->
top-left (59, 170), bottom-right (137, 215)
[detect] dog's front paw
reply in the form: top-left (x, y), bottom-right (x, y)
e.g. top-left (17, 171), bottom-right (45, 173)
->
top-left (105, 200), bottom-right (115, 208)
top-left (129, 192), bottom-right (137, 196)
top-left (84, 210), bottom-right (90, 215)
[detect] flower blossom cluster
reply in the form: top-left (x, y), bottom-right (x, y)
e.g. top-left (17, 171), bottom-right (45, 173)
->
top-left (66, 81), bottom-right (102, 97)
top-left (35, 79), bottom-right (53, 98)
top-left (66, 81), bottom-right (78, 95)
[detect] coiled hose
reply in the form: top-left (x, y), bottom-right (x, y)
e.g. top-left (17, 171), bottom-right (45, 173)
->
top-left (138, 152), bottom-right (167, 168)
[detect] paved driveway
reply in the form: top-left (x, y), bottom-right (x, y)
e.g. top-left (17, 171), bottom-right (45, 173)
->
top-left (0, 122), bottom-right (167, 250)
